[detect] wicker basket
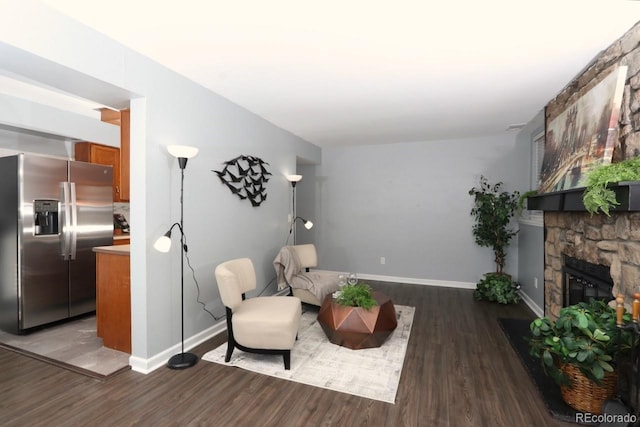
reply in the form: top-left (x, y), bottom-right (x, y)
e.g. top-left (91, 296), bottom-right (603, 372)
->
top-left (559, 363), bottom-right (617, 414)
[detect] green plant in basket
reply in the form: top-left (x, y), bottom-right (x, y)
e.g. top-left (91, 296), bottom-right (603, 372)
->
top-left (335, 283), bottom-right (377, 310)
top-left (528, 298), bottom-right (633, 386)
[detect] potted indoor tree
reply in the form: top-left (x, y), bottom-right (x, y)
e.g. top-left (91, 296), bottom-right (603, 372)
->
top-left (468, 176), bottom-right (521, 304)
top-left (528, 299), bottom-right (633, 414)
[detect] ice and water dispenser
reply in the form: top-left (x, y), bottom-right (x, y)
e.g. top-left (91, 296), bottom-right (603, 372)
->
top-left (33, 199), bottom-right (59, 236)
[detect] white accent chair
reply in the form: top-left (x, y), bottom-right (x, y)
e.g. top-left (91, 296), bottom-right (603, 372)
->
top-left (289, 244), bottom-right (323, 306)
top-left (214, 257), bottom-right (301, 370)
top-left (274, 244), bottom-right (341, 306)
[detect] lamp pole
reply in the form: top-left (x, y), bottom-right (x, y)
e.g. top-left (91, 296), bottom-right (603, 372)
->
top-left (167, 153), bottom-right (198, 369)
top-left (292, 181), bottom-right (297, 244)
top-left (180, 167), bottom-right (184, 355)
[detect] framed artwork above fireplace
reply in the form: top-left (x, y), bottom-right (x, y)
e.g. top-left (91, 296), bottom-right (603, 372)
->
top-left (539, 66), bottom-right (627, 194)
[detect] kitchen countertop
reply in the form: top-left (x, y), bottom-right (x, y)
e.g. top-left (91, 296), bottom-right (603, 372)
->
top-left (113, 234), bottom-right (130, 241)
top-left (93, 244), bottom-right (130, 255)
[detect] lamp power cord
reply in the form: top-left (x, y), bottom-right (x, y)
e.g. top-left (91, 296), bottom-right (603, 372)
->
top-left (181, 232), bottom-right (280, 322)
top-left (182, 240), bottom-right (225, 321)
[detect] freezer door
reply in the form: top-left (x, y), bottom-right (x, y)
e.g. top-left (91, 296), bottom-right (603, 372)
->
top-left (68, 161), bottom-right (113, 317)
top-left (20, 155), bottom-right (70, 330)
top-left (0, 155), bottom-right (19, 332)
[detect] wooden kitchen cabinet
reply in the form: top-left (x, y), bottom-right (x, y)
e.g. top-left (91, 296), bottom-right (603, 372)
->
top-left (75, 142), bottom-right (122, 201)
top-left (94, 246), bottom-right (131, 353)
top-left (75, 108), bottom-right (130, 202)
top-left (100, 108), bottom-right (121, 125)
top-left (119, 109), bottom-right (130, 201)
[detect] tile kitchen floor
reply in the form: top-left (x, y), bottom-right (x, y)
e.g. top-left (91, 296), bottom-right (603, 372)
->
top-left (0, 315), bottom-right (130, 378)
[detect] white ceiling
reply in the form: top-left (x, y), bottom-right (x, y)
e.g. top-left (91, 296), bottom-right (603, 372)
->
top-left (40, 0), bottom-right (640, 147)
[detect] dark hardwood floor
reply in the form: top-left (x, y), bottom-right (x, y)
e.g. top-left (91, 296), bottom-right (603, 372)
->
top-left (0, 282), bottom-right (575, 427)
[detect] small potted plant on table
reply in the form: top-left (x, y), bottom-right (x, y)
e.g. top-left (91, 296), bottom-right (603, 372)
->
top-left (317, 282), bottom-right (397, 349)
top-left (334, 282), bottom-right (378, 309)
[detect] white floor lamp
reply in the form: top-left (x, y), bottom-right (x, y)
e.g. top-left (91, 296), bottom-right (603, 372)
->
top-left (286, 174), bottom-right (302, 244)
top-left (154, 144), bottom-right (199, 369)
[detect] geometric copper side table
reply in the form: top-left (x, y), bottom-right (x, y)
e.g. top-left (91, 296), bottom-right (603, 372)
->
top-left (317, 291), bottom-right (397, 350)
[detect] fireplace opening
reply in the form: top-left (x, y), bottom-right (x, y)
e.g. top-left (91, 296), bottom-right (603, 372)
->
top-left (562, 255), bottom-right (614, 307)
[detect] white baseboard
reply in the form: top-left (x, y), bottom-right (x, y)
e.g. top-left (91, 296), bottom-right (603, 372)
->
top-left (129, 321), bottom-right (227, 374)
top-left (358, 272), bottom-right (544, 317)
top-left (518, 291), bottom-right (544, 318)
top-left (355, 273), bottom-right (476, 290)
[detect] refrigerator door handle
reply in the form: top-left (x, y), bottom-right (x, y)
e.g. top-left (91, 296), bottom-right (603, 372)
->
top-left (61, 182), bottom-right (72, 260)
top-left (69, 182), bottom-right (78, 260)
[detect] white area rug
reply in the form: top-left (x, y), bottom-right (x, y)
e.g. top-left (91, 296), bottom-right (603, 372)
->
top-left (202, 304), bottom-right (415, 404)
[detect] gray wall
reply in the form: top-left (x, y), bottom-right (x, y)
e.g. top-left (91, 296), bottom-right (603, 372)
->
top-left (516, 110), bottom-right (545, 315)
top-left (0, 2), bottom-right (320, 367)
top-left (298, 134), bottom-right (529, 284)
top-left (517, 223), bottom-right (545, 314)
top-left (294, 164), bottom-right (318, 245)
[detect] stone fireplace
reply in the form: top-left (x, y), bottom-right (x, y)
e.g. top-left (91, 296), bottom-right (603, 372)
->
top-left (527, 21), bottom-right (640, 319)
top-left (542, 209), bottom-right (640, 412)
top-left (544, 210), bottom-right (640, 319)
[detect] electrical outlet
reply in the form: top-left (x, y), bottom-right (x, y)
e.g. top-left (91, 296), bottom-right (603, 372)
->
top-left (380, 257), bottom-right (386, 265)
top-left (533, 277), bottom-right (538, 288)
top-left (288, 213), bottom-right (292, 224)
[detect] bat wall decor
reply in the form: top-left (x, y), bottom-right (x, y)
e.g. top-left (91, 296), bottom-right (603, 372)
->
top-left (213, 155), bottom-right (271, 206)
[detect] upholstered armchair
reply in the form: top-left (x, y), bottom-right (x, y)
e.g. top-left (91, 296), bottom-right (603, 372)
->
top-left (273, 244), bottom-right (340, 306)
top-left (214, 257), bottom-right (301, 370)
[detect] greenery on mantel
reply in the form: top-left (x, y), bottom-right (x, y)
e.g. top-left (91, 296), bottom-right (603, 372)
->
top-left (583, 156), bottom-right (640, 215)
top-left (518, 190), bottom-right (538, 210)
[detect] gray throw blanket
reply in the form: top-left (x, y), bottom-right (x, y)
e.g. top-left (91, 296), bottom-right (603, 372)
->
top-left (273, 246), bottom-right (340, 302)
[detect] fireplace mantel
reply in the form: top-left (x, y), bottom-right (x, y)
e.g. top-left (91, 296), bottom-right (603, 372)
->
top-left (527, 181), bottom-right (640, 212)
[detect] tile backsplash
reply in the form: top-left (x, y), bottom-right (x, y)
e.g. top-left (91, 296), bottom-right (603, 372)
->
top-left (113, 203), bottom-right (130, 226)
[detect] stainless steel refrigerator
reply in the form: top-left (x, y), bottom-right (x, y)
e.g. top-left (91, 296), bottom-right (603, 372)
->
top-left (0, 153), bottom-right (113, 334)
